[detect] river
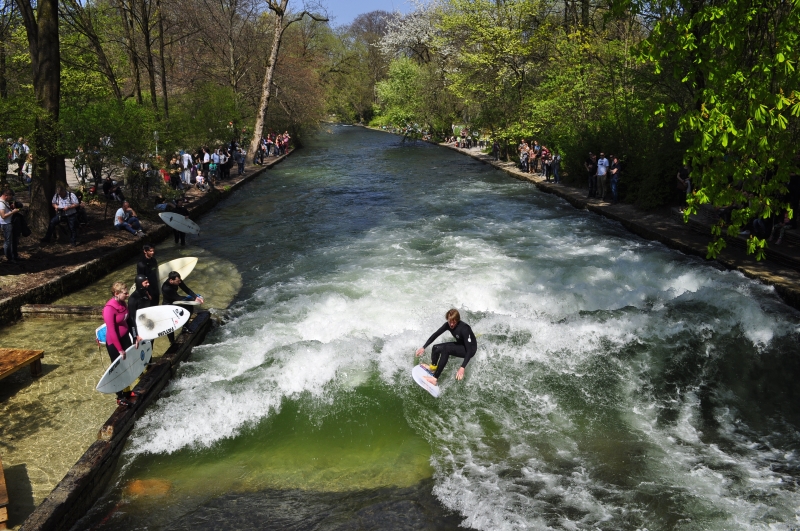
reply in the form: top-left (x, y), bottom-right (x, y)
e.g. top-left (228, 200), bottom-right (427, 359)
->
top-left (80, 125), bottom-right (800, 530)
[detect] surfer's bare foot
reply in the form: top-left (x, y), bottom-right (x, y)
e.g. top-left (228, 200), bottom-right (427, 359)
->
top-left (423, 375), bottom-right (438, 386)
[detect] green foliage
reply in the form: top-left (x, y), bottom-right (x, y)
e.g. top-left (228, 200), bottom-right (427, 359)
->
top-left (61, 99), bottom-right (159, 160)
top-left (638, 0), bottom-right (800, 259)
top-left (374, 57), bottom-right (422, 126)
top-left (169, 83), bottom-right (249, 149)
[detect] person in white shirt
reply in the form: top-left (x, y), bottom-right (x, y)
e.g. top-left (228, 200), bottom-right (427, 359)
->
top-left (181, 151), bottom-right (193, 185)
top-left (0, 188), bottom-right (21, 262)
top-left (596, 153), bottom-right (610, 200)
top-left (218, 149), bottom-right (228, 180)
top-left (114, 200), bottom-right (144, 237)
top-left (41, 186), bottom-right (80, 246)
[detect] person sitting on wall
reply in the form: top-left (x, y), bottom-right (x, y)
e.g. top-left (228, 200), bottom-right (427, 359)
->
top-left (114, 200), bottom-right (145, 237)
top-left (41, 185), bottom-right (80, 246)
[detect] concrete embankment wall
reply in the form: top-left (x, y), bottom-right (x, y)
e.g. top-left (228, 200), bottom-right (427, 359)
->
top-left (0, 152), bottom-right (291, 327)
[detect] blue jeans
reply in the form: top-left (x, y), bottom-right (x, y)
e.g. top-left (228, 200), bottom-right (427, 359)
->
top-left (553, 166), bottom-right (560, 183)
top-left (2, 223), bottom-right (15, 259)
top-left (611, 177), bottom-right (619, 202)
top-left (44, 212), bottom-right (78, 244)
top-left (116, 216), bottom-right (142, 235)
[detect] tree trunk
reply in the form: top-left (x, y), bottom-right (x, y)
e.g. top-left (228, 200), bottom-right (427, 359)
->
top-left (581, 0), bottom-right (589, 27)
top-left (0, 40), bottom-right (6, 99)
top-left (139, 0), bottom-right (159, 114)
top-left (156, 0), bottom-right (168, 118)
top-left (119, 0), bottom-right (143, 104)
top-left (249, 8), bottom-right (286, 158)
top-left (15, 0), bottom-right (65, 232)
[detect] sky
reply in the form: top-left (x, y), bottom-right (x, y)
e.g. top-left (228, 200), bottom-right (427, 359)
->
top-left (320, 0), bottom-right (410, 27)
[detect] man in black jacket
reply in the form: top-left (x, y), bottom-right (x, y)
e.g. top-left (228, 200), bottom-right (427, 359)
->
top-left (415, 309), bottom-right (477, 386)
top-left (162, 271), bottom-right (203, 342)
top-left (136, 245), bottom-right (159, 304)
top-left (127, 274), bottom-right (154, 347)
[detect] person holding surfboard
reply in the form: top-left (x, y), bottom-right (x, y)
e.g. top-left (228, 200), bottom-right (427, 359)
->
top-left (170, 198), bottom-right (190, 245)
top-left (415, 309), bottom-right (477, 386)
top-left (161, 271), bottom-right (203, 342)
top-left (102, 281), bottom-right (137, 406)
top-left (127, 275), bottom-right (154, 347)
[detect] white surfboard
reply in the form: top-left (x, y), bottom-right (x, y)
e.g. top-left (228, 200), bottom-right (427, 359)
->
top-left (96, 340), bottom-right (153, 394)
top-left (412, 364), bottom-right (441, 398)
top-left (131, 256), bottom-right (198, 295)
top-left (135, 305), bottom-right (191, 340)
top-left (171, 297), bottom-right (203, 306)
top-left (159, 212), bottom-right (200, 235)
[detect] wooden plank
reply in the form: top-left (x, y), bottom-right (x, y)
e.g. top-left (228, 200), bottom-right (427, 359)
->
top-left (0, 348), bottom-right (45, 381)
top-left (20, 305), bottom-right (103, 319)
top-left (0, 507), bottom-right (7, 530)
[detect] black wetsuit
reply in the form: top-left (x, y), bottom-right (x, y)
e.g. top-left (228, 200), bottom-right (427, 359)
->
top-left (162, 279), bottom-right (198, 342)
top-left (137, 255), bottom-right (160, 304)
top-left (127, 284), bottom-right (153, 340)
top-left (423, 321), bottom-right (477, 379)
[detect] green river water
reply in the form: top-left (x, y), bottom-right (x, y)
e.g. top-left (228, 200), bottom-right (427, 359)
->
top-left (4, 125), bottom-right (800, 530)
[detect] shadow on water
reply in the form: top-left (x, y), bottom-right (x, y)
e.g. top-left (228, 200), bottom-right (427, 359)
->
top-left (167, 480), bottom-right (467, 531)
top-left (170, 480), bottom-right (463, 531)
top-left (82, 480), bottom-right (467, 531)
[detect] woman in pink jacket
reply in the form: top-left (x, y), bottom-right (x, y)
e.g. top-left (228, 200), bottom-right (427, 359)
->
top-left (103, 281), bottom-right (136, 406)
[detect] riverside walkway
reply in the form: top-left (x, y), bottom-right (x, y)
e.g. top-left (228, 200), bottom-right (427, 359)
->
top-left (446, 143), bottom-right (800, 312)
top-left (0, 152), bottom-right (292, 326)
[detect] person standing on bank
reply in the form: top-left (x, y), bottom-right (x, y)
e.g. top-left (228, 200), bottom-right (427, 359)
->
top-left (610, 156), bottom-right (622, 204)
top-left (0, 189), bottom-right (21, 263)
top-left (162, 271), bottom-right (203, 342)
top-left (415, 309), bottom-right (477, 386)
top-left (137, 245), bottom-right (160, 304)
top-left (170, 198), bottom-right (190, 245)
top-left (596, 152), bottom-right (610, 200)
top-left (102, 281), bottom-right (137, 407)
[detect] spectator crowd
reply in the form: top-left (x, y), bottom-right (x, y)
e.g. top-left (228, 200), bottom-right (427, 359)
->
top-left (0, 130), bottom-right (293, 263)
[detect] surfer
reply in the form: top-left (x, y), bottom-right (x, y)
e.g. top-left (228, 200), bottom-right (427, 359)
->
top-left (127, 274), bottom-right (154, 348)
top-left (136, 245), bottom-right (159, 304)
top-left (161, 271), bottom-right (203, 342)
top-left (415, 309), bottom-right (477, 386)
top-left (102, 281), bottom-right (136, 406)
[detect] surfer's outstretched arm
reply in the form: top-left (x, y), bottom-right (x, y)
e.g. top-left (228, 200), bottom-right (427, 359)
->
top-left (417, 323), bottom-right (449, 356)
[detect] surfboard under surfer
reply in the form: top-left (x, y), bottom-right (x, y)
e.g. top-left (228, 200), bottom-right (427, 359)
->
top-left (415, 309), bottom-right (477, 386)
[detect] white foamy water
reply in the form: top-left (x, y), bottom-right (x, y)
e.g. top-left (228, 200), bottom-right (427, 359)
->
top-left (125, 128), bottom-right (800, 530)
